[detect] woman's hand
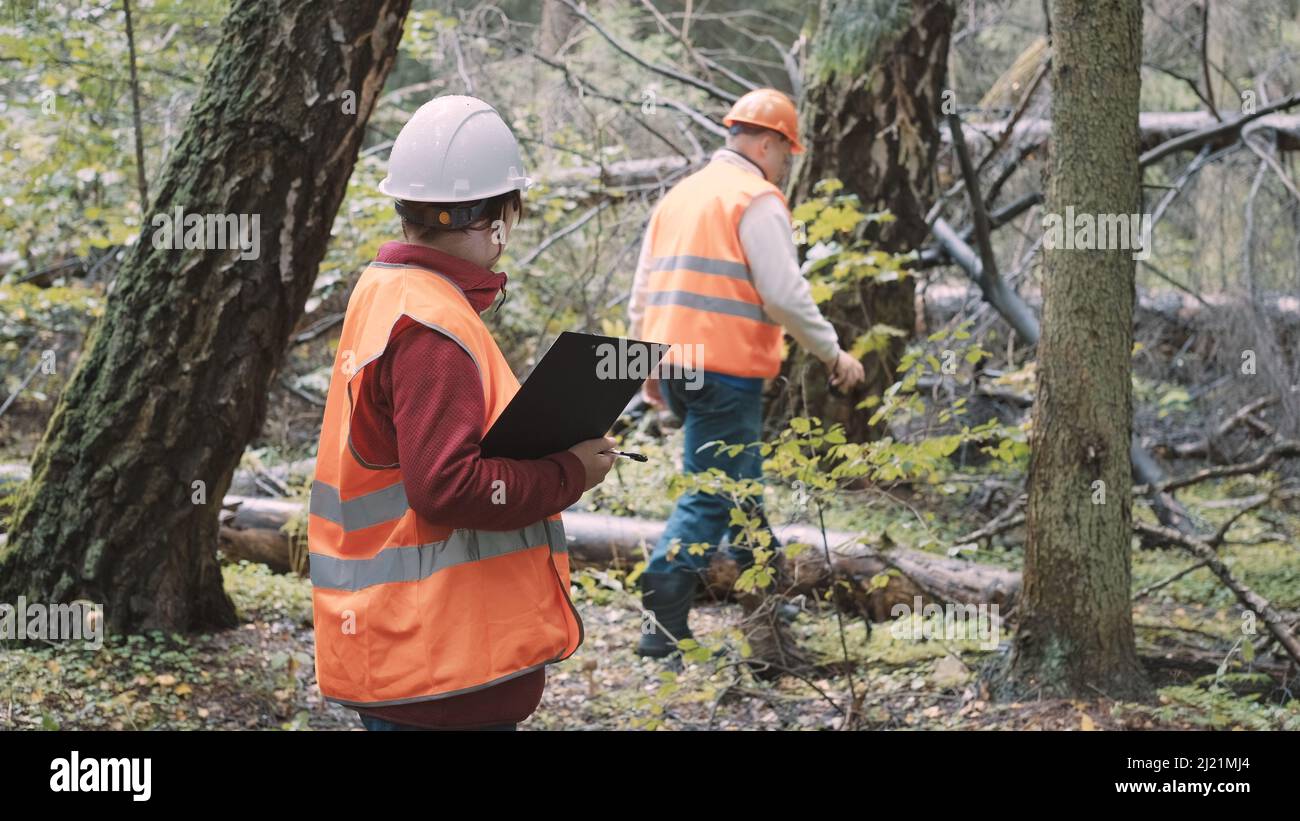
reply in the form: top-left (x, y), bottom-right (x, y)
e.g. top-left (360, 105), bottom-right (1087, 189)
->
top-left (568, 436), bottom-right (618, 491)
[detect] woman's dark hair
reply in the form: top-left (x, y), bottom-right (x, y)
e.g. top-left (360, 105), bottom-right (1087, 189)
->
top-left (398, 189), bottom-right (523, 244)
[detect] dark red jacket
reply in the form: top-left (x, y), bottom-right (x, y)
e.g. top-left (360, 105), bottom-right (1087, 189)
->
top-left (347, 241), bottom-right (586, 729)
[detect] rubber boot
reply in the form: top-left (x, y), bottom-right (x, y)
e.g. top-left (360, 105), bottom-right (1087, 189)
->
top-left (635, 571), bottom-right (700, 658)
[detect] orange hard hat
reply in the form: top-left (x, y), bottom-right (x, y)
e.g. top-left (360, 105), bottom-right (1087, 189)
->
top-left (722, 88), bottom-right (804, 154)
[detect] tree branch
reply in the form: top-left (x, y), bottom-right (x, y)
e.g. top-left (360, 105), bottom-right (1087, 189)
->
top-left (514, 199), bottom-right (615, 269)
top-left (635, 0), bottom-right (758, 94)
top-left (557, 0), bottom-right (739, 104)
top-left (1136, 440), bottom-right (1300, 494)
top-left (947, 112), bottom-right (1005, 296)
top-left (1134, 519), bottom-right (1300, 666)
top-left (1198, 0), bottom-right (1219, 121)
top-left (1139, 91), bottom-right (1300, 167)
top-left (123, 0), bottom-right (149, 209)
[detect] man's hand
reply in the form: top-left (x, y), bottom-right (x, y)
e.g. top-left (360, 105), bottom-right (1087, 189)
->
top-left (568, 436), bottom-right (618, 492)
top-left (642, 377), bottom-right (666, 409)
top-left (829, 350), bottom-right (865, 392)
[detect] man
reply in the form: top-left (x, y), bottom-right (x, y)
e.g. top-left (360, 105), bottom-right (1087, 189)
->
top-left (627, 88), bottom-right (865, 658)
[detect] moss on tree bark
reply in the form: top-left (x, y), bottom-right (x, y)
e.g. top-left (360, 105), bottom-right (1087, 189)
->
top-left (772, 0), bottom-right (953, 442)
top-left (0, 0), bottom-right (412, 633)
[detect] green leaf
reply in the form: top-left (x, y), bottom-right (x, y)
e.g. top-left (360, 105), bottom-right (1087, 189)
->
top-left (809, 279), bottom-right (835, 304)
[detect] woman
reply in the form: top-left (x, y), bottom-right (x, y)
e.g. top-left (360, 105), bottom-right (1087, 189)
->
top-left (307, 96), bottom-right (616, 731)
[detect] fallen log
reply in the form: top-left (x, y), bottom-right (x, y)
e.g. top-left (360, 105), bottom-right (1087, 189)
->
top-left (557, 510), bottom-right (1021, 618)
top-left (919, 285), bottom-right (1300, 338)
top-left (219, 496), bottom-right (308, 575)
top-left (217, 496), bottom-right (1021, 622)
top-left (218, 526), bottom-right (297, 574)
top-left (1, 460), bottom-right (318, 498)
top-left (0, 462), bottom-right (29, 492)
top-left (544, 109), bottom-right (1300, 190)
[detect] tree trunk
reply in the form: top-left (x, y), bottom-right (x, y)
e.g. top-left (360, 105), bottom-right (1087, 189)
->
top-left (770, 0), bottom-right (953, 441)
top-left (0, 0), bottom-right (412, 633)
top-left (538, 0), bottom-right (581, 58)
top-left (534, 0), bottom-right (584, 151)
top-left (1002, 0), bottom-right (1152, 700)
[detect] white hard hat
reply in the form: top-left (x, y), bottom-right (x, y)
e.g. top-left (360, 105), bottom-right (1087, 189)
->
top-left (378, 95), bottom-right (532, 202)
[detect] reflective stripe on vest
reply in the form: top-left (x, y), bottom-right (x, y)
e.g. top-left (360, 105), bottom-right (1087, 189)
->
top-left (311, 515), bottom-right (567, 591)
top-left (644, 289), bottom-right (778, 325)
top-left (308, 262), bottom-right (584, 708)
top-left (310, 478), bottom-right (569, 590)
top-left (309, 479), bottom-right (409, 532)
top-left (648, 254), bottom-right (749, 280)
top-left (639, 161), bottom-right (787, 378)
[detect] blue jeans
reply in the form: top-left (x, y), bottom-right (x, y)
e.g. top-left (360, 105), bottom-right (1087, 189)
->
top-left (646, 371), bottom-right (777, 576)
top-left (358, 713), bottom-right (517, 731)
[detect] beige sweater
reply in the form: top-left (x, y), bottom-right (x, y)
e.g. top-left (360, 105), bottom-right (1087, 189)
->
top-left (627, 148), bottom-right (842, 366)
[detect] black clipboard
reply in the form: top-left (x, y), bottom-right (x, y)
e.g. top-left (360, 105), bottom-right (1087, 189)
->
top-left (479, 331), bottom-right (670, 460)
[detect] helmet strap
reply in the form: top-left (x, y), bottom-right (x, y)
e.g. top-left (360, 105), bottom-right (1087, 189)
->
top-left (394, 198), bottom-right (493, 230)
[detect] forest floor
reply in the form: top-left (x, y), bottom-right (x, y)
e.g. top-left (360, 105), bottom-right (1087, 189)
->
top-left (3, 286), bottom-right (1298, 729)
top-left (3, 535), bottom-right (1297, 731)
top-left (3, 419), bottom-right (1298, 729)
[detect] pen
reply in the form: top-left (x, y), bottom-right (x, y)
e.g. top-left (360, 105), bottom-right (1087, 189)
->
top-left (602, 449), bottom-right (648, 462)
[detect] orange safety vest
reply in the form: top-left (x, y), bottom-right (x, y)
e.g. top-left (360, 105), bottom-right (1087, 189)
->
top-left (308, 260), bottom-right (584, 708)
top-left (640, 158), bottom-right (788, 379)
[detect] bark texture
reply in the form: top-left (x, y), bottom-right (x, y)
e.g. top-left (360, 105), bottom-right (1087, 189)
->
top-left (0, 0), bottom-right (412, 633)
top-left (771, 0), bottom-right (953, 441)
top-left (1003, 0), bottom-right (1153, 700)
